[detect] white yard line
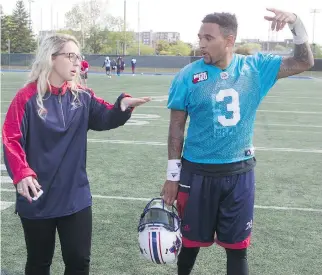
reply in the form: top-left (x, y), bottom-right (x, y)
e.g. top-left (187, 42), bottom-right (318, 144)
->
top-left (1, 193), bottom-right (321, 213)
top-left (0, 201), bottom-right (14, 211)
top-left (86, 139), bottom-right (322, 154)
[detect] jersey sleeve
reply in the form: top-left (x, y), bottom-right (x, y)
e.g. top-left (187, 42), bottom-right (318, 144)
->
top-left (254, 52), bottom-right (282, 100)
top-left (167, 71), bottom-right (189, 111)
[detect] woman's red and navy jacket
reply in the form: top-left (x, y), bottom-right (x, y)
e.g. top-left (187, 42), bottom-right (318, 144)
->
top-left (2, 81), bottom-right (132, 219)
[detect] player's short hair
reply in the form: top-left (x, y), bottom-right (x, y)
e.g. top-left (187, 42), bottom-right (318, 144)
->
top-left (202, 12), bottom-right (238, 37)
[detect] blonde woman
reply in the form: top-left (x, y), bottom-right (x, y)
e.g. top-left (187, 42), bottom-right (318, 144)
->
top-left (2, 33), bottom-right (150, 275)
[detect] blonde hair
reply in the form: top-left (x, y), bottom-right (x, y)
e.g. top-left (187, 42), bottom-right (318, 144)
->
top-left (27, 33), bottom-right (82, 111)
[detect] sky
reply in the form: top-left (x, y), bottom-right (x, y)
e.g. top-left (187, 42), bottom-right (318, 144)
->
top-left (1, 0), bottom-right (322, 45)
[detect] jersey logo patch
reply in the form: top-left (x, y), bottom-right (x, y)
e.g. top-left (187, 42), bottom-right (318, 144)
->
top-left (245, 147), bottom-right (255, 157)
top-left (192, 71), bottom-right (208, 84)
top-left (220, 71), bottom-right (229, 80)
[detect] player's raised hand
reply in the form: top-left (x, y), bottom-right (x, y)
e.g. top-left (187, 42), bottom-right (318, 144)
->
top-left (120, 96), bottom-right (151, 111)
top-left (264, 8), bottom-right (297, 31)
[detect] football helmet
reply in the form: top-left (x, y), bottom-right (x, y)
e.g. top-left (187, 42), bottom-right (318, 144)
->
top-left (138, 198), bottom-right (182, 264)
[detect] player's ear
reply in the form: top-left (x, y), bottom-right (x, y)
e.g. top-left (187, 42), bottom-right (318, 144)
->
top-left (225, 35), bottom-right (235, 49)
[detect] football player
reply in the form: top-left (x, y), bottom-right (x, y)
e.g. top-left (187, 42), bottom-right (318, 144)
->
top-left (161, 8), bottom-right (314, 275)
top-left (102, 56), bottom-right (112, 78)
top-left (80, 56), bottom-right (89, 86)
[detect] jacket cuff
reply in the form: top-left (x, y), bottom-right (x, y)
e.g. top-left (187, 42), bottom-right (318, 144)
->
top-left (13, 167), bottom-right (37, 185)
top-left (117, 93), bottom-right (134, 112)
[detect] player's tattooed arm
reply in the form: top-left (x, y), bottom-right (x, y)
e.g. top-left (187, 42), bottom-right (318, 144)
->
top-left (168, 110), bottom-right (188, 159)
top-left (277, 42), bottom-right (314, 79)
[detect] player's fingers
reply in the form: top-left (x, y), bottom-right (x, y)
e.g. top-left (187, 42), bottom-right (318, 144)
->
top-left (160, 184), bottom-right (165, 196)
top-left (279, 21), bottom-right (287, 30)
top-left (271, 20), bottom-right (277, 31)
top-left (28, 179), bottom-right (39, 199)
top-left (264, 16), bottom-right (275, 21)
top-left (275, 13), bottom-right (284, 21)
top-left (22, 182), bottom-right (32, 203)
top-left (164, 188), bottom-right (173, 206)
top-left (140, 97), bottom-right (151, 101)
top-left (168, 185), bottom-right (177, 206)
top-left (276, 14), bottom-right (288, 31)
top-left (32, 178), bottom-right (42, 189)
top-left (266, 7), bottom-right (277, 13)
top-left (16, 183), bottom-right (24, 195)
top-left (276, 21), bottom-right (282, 32)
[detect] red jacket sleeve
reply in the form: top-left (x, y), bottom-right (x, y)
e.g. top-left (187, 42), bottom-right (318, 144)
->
top-left (2, 87), bottom-right (37, 184)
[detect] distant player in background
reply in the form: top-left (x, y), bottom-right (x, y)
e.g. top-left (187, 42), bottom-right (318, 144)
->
top-left (120, 57), bottom-right (125, 73)
top-left (102, 56), bottom-right (111, 78)
top-left (80, 56), bottom-right (89, 87)
top-left (131, 58), bottom-right (137, 75)
top-left (116, 56), bottom-right (122, 76)
top-left (111, 59), bottom-right (117, 75)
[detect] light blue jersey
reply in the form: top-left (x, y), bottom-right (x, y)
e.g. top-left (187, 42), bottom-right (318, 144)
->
top-left (167, 53), bottom-right (282, 164)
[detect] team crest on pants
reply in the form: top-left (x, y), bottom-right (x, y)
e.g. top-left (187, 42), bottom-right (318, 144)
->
top-left (192, 72), bottom-right (208, 84)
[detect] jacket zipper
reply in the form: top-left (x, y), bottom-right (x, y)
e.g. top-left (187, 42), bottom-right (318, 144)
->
top-left (58, 89), bottom-right (66, 127)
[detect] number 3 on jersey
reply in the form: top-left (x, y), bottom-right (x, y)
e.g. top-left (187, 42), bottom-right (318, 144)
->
top-left (215, 88), bottom-right (241, 127)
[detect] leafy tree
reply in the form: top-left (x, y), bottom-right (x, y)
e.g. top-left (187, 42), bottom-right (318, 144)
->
top-left (1, 0), bottom-right (36, 53)
top-left (127, 44), bottom-right (155, 55)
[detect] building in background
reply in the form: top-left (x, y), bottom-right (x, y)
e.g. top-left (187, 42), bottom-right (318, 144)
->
top-left (135, 30), bottom-right (180, 46)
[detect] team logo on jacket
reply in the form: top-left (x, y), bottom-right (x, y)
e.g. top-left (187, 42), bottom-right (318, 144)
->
top-left (71, 98), bottom-right (83, 110)
top-left (38, 108), bottom-right (48, 120)
top-left (192, 71), bottom-right (208, 84)
top-left (220, 71), bottom-right (229, 80)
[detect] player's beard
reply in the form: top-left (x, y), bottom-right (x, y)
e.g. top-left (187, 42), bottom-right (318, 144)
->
top-left (203, 54), bottom-right (213, 64)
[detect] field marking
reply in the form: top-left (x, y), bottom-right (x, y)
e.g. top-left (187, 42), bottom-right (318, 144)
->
top-left (2, 115), bottom-right (322, 130)
top-left (255, 123), bottom-right (322, 128)
top-left (266, 96), bottom-right (322, 99)
top-left (0, 201), bottom-right (14, 211)
top-left (1, 176), bottom-right (12, 183)
top-left (1, 193), bottom-right (321, 213)
top-left (86, 139), bottom-right (322, 153)
top-left (1, 162), bottom-right (321, 213)
top-left (2, 99), bottom-right (322, 105)
top-left (258, 110), bottom-right (322, 114)
top-left (132, 106), bottom-right (322, 114)
top-left (263, 101), bottom-right (322, 106)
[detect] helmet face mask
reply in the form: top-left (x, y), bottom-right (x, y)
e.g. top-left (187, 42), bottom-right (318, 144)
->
top-left (138, 198), bottom-right (182, 264)
top-left (138, 198), bottom-right (180, 233)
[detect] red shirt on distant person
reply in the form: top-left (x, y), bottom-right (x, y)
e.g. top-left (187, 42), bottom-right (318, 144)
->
top-left (81, 60), bottom-right (89, 73)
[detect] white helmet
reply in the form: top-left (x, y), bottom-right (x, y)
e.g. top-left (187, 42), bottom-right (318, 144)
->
top-left (106, 56), bottom-right (109, 60)
top-left (138, 198), bottom-right (182, 264)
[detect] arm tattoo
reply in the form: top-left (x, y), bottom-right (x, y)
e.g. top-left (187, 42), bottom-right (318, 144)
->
top-left (278, 42), bottom-right (314, 78)
top-left (168, 110), bottom-right (187, 159)
top-left (293, 42), bottom-right (310, 63)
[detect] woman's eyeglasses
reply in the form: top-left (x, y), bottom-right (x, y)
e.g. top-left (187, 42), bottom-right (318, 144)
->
top-left (52, 52), bottom-right (83, 63)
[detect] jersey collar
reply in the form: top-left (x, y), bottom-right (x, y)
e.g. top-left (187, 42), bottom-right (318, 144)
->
top-left (49, 81), bottom-right (70, 95)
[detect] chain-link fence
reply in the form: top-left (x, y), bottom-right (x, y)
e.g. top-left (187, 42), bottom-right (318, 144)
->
top-left (1, 54), bottom-right (194, 74)
top-left (1, 53), bottom-right (322, 72)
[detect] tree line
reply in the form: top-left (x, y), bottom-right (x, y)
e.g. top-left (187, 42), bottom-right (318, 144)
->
top-left (1, 0), bottom-right (321, 57)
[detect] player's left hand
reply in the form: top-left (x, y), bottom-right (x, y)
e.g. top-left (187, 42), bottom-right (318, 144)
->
top-left (120, 96), bottom-right (151, 111)
top-left (264, 8), bottom-right (297, 31)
